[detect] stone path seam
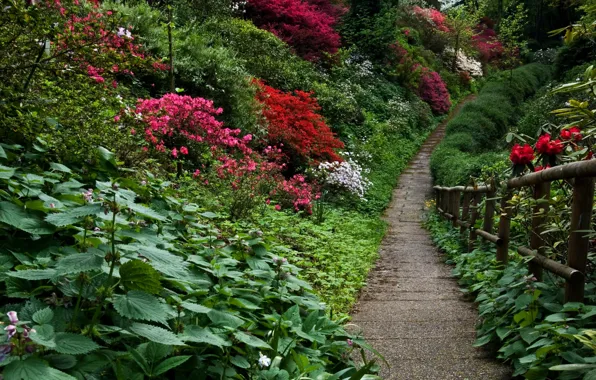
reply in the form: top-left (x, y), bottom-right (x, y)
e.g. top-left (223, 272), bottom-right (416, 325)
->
top-left (350, 97), bottom-right (511, 380)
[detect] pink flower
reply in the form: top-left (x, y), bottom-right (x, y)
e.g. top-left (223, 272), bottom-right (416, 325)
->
top-left (171, 148), bottom-right (178, 158)
top-left (266, 199), bottom-right (271, 205)
top-left (193, 169), bottom-right (201, 178)
top-left (4, 325), bottom-right (16, 339)
top-left (7, 311), bottom-right (18, 324)
top-left (180, 146), bottom-right (189, 155)
top-left (347, 339), bottom-right (353, 346)
top-left (49, 203), bottom-right (55, 209)
top-left (130, 128), bottom-right (136, 135)
top-left (114, 115), bottom-right (120, 122)
top-left (112, 80), bottom-right (118, 89)
top-left (275, 205), bottom-right (281, 211)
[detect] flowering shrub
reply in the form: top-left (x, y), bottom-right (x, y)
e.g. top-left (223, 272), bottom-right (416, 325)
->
top-left (276, 174), bottom-right (316, 213)
top-left (133, 94), bottom-right (252, 159)
top-left (245, 0), bottom-right (342, 61)
top-left (472, 19), bottom-right (504, 63)
top-left (417, 70), bottom-right (451, 114)
top-left (412, 6), bottom-right (450, 32)
top-left (560, 126), bottom-right (582, 141)
top-left (509, 144), bottom-right (535, 165)
top-left (535, 133), bottom-right (564, 156)
top-left (255, 81), bottom-right (344, 167)
top-left (315, 159), bottom-right (371, 199)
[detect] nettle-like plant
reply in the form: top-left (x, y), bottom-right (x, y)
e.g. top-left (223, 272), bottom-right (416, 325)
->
top-left (254, 81), bottom-right (344, 170)
top-left (0, 144), bottom-right (382, 379)
top-left (245, 0), bottom-right (342, 62)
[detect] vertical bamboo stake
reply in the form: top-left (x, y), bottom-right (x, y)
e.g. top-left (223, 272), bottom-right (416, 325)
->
top-left (468, 193), bottom-right (481, 252)
top-left (460, 192), bottom-right (472, 235)
top-left (451, 190), bottom-right (460, 227)
top-left (565, 177), bottom-right (595, 303)
top-left (496, 192), bottom-right (512, 264)
top-left (529, 182), bottom-right (550, 280)
top-left (483, 189), bottom-right (496, 234)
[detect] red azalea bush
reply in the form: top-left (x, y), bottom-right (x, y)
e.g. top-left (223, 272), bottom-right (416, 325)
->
top-left (276, 174), bottom-right (316, 214)
top-left (417, 70), bottom-right (451, 114)
top-left (133, 94), bottom-right (253, 158)
top-left (245, 0), bottom-right (342, 61)
top-left (255, 81), bottom-right (344, 166)
top-left (472, 19), bottom-right (504, 63)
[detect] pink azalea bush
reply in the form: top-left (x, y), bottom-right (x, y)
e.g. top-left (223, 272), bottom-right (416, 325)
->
top-left (412, 6), bottom-right (449, 32)
top-left (417, 70), bottom-right (451, 114)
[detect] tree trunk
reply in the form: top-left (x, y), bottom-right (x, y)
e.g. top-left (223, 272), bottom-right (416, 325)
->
top-left (452, 31), bottom-right (460, 72)
top-left (167, 4), bottom-right (175, 93)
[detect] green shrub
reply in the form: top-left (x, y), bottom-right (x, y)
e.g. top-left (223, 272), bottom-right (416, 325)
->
top-left (431, 63), bottom-right (551, 185)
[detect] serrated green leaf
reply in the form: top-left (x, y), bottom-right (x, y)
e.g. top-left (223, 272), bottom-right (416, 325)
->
top-left (56, 250), bottom-right (104, 275)
top-left (129, 323), bottom-right (184, 346)
top-left (112, 291), bottom-right (168, 325)
top-left (54, 333), bottom-right (99, 355)
top-left (0, 202), bottom-right (54, 235)
top-left (45, 204), bottom-right (103, 227)
top-left (139, 342), bottom-right (172, 363)
top-left (127, 203), bottom-right (166, 221)
top-left (46, 354), bottom-right (77, 370)
top-left (207, 309), bottom-right (244, 329)
top-left (125, 245), bottom-right (189, 279)
top-left (7, 269), bottom-right (57, 280)
top-left (181, 326), bottom-right (231, 348)
top-left (119, 260), bottom-right (162, 294)
top-left (3, 357), bottom-right (76, 380)
top-left (180, 301), bottom-right (211, 314)
top-left (153, 356), bottom-right (191, 376)
top-left (33, 308), bottom-right (54, 324)
top-left (49, 163), bottom-right (72, 174)
top-left (233, 331), bottom-right (271, 349)
top-left (29, 324), bottom-right (56, 348)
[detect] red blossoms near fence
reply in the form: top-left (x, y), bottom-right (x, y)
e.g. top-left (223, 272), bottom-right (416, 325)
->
top-left (134, 94), bottom-right (252, 157)
top-left (510, 144), bottom-right (535, 165)
top-left (560, 126), bottom-right (582, 141)
top-left (255, 81), bottom-right (344, 165)
top-left (536, 134), bottom-right (564, 156)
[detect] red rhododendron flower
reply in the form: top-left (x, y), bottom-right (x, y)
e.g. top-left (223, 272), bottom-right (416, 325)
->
top-left (560, 127), bottom-right (582, 141)
top-left (180, 146), bottom-right (189, 155)
top-left (534, 165), bottom-right (551, 172)
top-left (509, 144), bottom-right (534, 165)
top-left (536, 134), bottom-right (563, 155)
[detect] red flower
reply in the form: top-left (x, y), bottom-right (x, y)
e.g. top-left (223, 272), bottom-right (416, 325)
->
top-left (171, 148), bottom-right (178, 158)
top-left (509, 144), bottom-right (534, 165)
top-left (536, 134), bottom-right (563, 155)
top-left (560, 127), bottom-right (582, 141)
top-left (275, 205), bottom-right (281, 211)
top-left (180, 146), bottom-right (189, 155)
top-left (534, 165), bottom-right (551, 172)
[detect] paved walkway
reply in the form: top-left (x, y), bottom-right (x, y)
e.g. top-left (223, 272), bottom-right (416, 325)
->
top-left (351, 99), bottom-right (511, 379)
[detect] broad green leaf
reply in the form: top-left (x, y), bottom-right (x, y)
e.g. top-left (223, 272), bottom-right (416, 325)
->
top-left (233, 331), bottom-right (271, 349)
top-left (0, 145), bottom-right (6, 159)
top-left (119, 260), bottom-right (162, 294)
top-left (153, 356), bottom-right (191, 376)
top-left (33, 308), bottom-right (54, 325)
top-left (544, 313), bottom-right (569, 323)
top-left (54, 332), bottom-right (100, 355)
top-left (129, 323), bottom-right (184, 346)
top-left (3, 357), bottom-right (76, 380)
top-left (127, 346), bottom-right (150, 376)
top-left (229, 298), bottom-right (260, 310)
top-left (473, 334), bottom-right (491, 347)
top-left (56, 250), bottom-right (104, 275)
top-left (49, 163), bottom-right (72, 173)
top-left (127, 203), bottom-right (166, 221)
top-left (46, 354), bottom-right (77, 370)
top-left (585, 369), bottom-right (596, 380)
top-left (29, 325), bottom-right (56, 348)
top-left (181, 326), bottom-right (231, 348)
top-left (139, 342), bottom-right (172, 363)
top-left (7, 269), bottom-right (57, 280)
top-left (551, 364), bottom-right (596, 371)
top-left (97, 146), bottom-right (117, 168)
top-left (180, 301), bottom-right (211, 314)
top-left (45, 204), bottom-right (103, 227)
top-left (0, 165), bottom-right (15, 179)
top-left (207, 309), bottom-right (244, 329)
top-left (0, 202), bottom-right (54, 235)
top-left (112, 291), bottom-right (168, 325)
top-left (230, 355), bottom-right (250, 369)
top-left (124, 245), bottom-right (189, 279)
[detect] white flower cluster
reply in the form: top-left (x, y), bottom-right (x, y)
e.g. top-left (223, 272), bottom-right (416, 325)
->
top-left (317, 158), bottom-right (371, 199)
top-left (444, 48), bottom-right (483, 77)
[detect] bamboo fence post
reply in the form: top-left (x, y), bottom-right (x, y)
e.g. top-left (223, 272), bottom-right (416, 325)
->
top-left (483, 189), bottom-right (496, 234)
top-left (565, 177), bottom-right (595, 303)
top-left (451, 190), bottom-right (461, 227)
top-left (468, 193), bottom-right (481, 252)
top-left (460, 192), bottom-right (472, 235)
top-left (529, 182), bottom-right (550, 280)
top-left (496, 192), bottom-right (512, 264)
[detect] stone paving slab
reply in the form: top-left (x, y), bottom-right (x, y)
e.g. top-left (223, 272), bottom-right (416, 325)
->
top-left (350, 96), bottom-right (511, 379)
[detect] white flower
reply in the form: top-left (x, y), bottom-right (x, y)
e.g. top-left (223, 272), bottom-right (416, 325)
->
top-left (258, 352), bottom-right (271, 368)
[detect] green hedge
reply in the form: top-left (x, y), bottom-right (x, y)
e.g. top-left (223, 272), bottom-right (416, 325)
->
top-left (431, 64), bottom-right (552, 185)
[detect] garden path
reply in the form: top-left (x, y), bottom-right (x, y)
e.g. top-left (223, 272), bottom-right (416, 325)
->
top-left (351, 97), bottom-right (512, 379)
